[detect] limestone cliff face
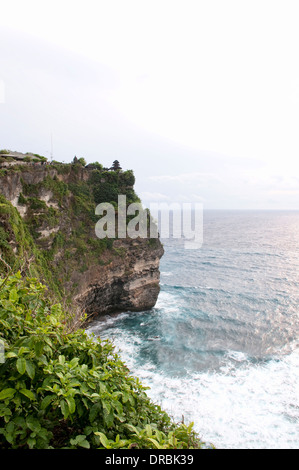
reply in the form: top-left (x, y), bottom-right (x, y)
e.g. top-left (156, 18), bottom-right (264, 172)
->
top-left (73, 238), bottom-right (164, 316)
top-left (0, 162), bottom-right (164, 319)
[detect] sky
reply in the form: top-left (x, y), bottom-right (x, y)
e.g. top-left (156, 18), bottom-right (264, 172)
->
top-left (1, 0), bottom-right (299, 209)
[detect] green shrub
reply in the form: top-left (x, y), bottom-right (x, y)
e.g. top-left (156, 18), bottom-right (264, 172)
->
top-left (120, 170), bottom-right (135, 187)
top-left (93, 162), bottom-right (103, 170)
top-left (26, 153), bottom-right (47, 162)
top-left (93, 182), bottom-right (119, 205)
top-left (77, 158), bottom-right (86, 166)
top-left (21, 180), bottom-right (41, 196)
top-left (28, 197), bottom-right (47, 211)
top-left (0, 273), bottom-right (208, 449)
top-left (0, 227), bottom-right (11, 253)
top-left (44, 176), bottom-right (68, 202)
top-left (18, 193), bottom-right (27, 205)
top-left (88, 170), bottom-right (102, 186)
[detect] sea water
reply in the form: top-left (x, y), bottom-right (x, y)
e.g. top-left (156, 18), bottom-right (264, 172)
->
top-left (87, 210), bottom-right (299, 449)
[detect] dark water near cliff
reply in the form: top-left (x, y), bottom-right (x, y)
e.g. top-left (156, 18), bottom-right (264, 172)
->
top-left (88, 211), bottom-right (299, 448)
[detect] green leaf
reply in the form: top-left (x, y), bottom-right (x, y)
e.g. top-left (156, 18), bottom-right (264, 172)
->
top-left (20, 389), bottom-right (36, 401)
top-left (18, 346), bottom-right (30, 355)
top-left (70, 434), bottom-right (90, 449)
top-left (102, 400), bottom-right (111, 415)
top-left (0, 388), bottom-right (16, 400)
top-left (60, 399), bottom-right (69, 419)
top-left (104, 410), bottom-right (114, 427)
top-left (126, 424), bottom-right (139, 435)
top-left (0, 405), bottom-right (12, 420)
top-left (102, 400), bottom-right (114, 427)
top-left (9, 288), bottom-right (18, 303)
top-left (34, 341), bottom-right (44, 357)
top-left (16, 357), bottom-right (26, 375)
top-left (128, 394), bottom-right (135, 406)
top-left (145, 424), bottom-right (152, 437)
top-left (26, 416), bottom-right (41, 433)
top-left (58, 355), bottom-right (65, 365)
top-left (113, 400), bottom-right (123, 415)
top-left (25, 360), bottom-right (35, 379)
top-left (0, 319), bottom-right (10, 329)
top-left (95, 432), bottom-right (110, 448)
top-left (66, 397), bottom-right (76, 414)
top-left (27, 437), bottom-right (36, 449)
top-left (79, 439), bottom-right (90, 449)
top-left (40, 395), bottom-right (54, 410)
top-left (69, 380), bottom-right (81, 388)
top-left (99, 382), bottom-right (107, 394)
top-left (147, 437), bottom-right (163, 449)
top-left (5, 352), bottom-right (17, 359)
top-left (69, 357), bottom-right (79, 368)
top-left (13, 416), bottom-right (25, 428)
top-left (116, 414), bottom-right (126, 423)
top-left (89, 403), bottom-right (101, 422)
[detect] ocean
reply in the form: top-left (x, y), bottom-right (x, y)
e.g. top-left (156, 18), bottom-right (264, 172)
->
top-left (87, 210), bottom-right (299, 449)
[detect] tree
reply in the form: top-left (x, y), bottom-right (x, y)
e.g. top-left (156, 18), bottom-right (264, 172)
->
top-left (120, 170), bottom-right (135, 186)
top-left (72, 156), bottom-right (86, 166)
top-left (78, 157), bottom-right (86, 166)
top-left (110, 160), bottom-right (122, 171)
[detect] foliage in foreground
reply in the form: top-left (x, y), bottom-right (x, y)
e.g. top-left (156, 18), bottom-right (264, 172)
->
top-left (0, 273), bottom-right (208, 449)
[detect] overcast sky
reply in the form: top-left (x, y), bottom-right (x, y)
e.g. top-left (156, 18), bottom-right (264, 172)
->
top-left (1, 0), bottom-right (299, 209)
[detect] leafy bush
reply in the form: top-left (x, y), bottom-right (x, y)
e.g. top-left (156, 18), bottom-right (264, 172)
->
top-left (18, 193), bottom-right (27, 205)
top-left (0, 273), bottom-right (208, 449)
top-left (43, 176), bottom-right (68, 203)
top-left (93, 162), bottom-right (103, 170)
top-left (93, 182), bottom-right (119, 205)
top-left (21, 180), bottom-right (41, 197)
top-left (28, 197), bottom-right (47, 211)
top-left (26, 153), bottom-right (47, 162)
top-left (77, 158), bottom-right (86, 166)
top-left (119, 170), bottom-right (135, 187)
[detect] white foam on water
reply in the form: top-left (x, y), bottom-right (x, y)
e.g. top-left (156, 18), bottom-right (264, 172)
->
top-left (225, 349), bottom-right (249, 363)
top-left (105, 330), bottom-right (299, 449)
top-left (87, 312), bottom-right (130, 334)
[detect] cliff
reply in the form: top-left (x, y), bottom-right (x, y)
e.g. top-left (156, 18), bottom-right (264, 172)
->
top-left (0, 158), bottom-right (163, 322)
top-left (74, 237), bottom-right (163, 316)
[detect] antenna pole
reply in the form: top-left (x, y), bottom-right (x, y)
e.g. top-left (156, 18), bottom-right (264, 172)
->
top-left (50, 133), bottom-right (53, 162)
